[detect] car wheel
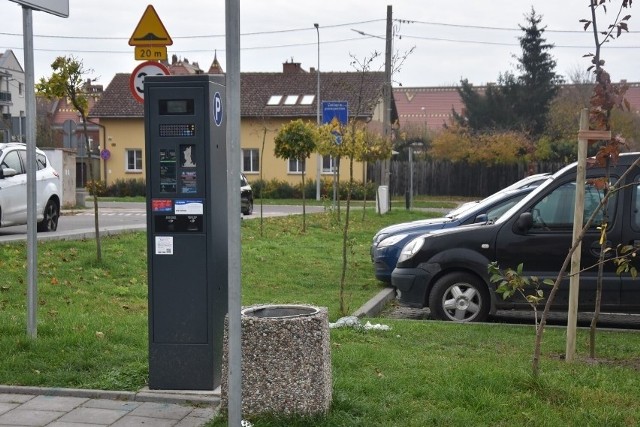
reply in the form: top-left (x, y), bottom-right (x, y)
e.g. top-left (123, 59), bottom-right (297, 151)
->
top-left (428, 272), bottom-right (489, 322)
top-left (242, 199), bottom-right (253, 216)
top-left (37, 199), bottom-right (59, 232)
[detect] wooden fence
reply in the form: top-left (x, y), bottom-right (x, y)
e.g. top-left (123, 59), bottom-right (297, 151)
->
top-left (367, 160), bottom-right (565, 198)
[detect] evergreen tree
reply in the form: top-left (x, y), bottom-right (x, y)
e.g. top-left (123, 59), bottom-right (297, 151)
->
top-left (513, 7), bottom-right (563, 137)
top-left (454, 8), bottom-right (562, 138)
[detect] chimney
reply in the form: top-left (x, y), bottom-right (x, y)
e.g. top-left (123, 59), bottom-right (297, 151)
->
top-left (283, 61), bottom-right (305, 74)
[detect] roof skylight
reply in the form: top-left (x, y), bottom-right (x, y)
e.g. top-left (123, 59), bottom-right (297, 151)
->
top-left (267, 95), bottom-right (282, 105)
top-left (284, 95), bottom-right (299, 105)
top-left (300, 95), bottom-right (315, 105)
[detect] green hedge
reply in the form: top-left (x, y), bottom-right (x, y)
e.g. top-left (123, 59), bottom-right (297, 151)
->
top-left (87, 179), bottom-right (146, 197)
top-left (250, 178), bottom-right (376, 200)
top-left (89, 177), bottom-right (375, 200)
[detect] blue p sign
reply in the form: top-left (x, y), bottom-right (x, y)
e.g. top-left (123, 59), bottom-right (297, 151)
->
top-left (213, 92), bottom-right (223, 127)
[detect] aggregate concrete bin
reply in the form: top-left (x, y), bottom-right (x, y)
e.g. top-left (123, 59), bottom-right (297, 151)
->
top-left (221, 304), bottom-right (332, 416)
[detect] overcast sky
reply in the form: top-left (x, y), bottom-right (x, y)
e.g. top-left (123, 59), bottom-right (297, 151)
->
top-left (1, 0), bottom-right (638, 88)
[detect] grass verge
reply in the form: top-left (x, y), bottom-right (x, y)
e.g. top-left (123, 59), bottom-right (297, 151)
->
top-left (2, 207), bottom-right (638, 426)
top-left (214, 321), bottom-right (638, 426)
top-left (0, 208), bottom-right (431, 390)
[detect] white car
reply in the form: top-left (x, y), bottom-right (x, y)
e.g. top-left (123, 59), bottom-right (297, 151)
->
top-left (0, 143), bottom-right (61, 232)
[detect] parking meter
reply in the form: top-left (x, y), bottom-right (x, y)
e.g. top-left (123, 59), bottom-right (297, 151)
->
top-left (143, 74), bottom-right (228, 390)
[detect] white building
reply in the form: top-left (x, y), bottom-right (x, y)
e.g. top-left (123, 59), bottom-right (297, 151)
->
top-left (0, 49), bottom-right (26, 143)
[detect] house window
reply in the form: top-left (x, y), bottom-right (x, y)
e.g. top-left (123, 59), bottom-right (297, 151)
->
top-left (322, 155), bottom-right (337, 173)
top-left (18, 82), bottom-right (23, 96)
top-left (288, 158), bottom-right (305, 174)
top-left (243, 148), bottom-right (259, 173)
top-left (126, 149), bottom-right (143, 172)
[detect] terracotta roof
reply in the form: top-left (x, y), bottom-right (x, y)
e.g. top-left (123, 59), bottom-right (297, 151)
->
top-left (393, 86), bottom-right (466, 129)
top-left (90, 73), bottom-right (143, 118)
top-left (396, 82), bottom-right (640, 130)
top-left (90, 70), bottom-right (390, 120)
top-left (625, 82), bottom-right (640, 115)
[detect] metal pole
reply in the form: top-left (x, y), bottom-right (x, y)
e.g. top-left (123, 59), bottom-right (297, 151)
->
top-left (23, 6), bottom-right (38, 339)
top-left (314, 23), bottom-right (321, 201)
top-left (409, 146), bottom-right (413, 210)
top-left (19, 111), bottom-right (24, 142)
top-left (225, 0), bottom-right (243, 424)
top-left (381, 5), bottom-right (393, 210)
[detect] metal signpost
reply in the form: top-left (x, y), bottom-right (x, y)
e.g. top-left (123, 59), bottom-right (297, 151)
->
top-left (8, 0), bottom-right (69, 339)
top-left (322, 101), bottom-right (348, 210)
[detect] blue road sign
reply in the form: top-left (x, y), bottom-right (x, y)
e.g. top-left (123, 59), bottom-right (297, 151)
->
top-left (213, 92), bottom-right (223, 126)
top-left (322, 101), bottom-right (348, 125)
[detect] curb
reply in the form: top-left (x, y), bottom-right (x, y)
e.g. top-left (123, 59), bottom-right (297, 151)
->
top-left (0, 384), bottom-right (219, 406)
top-left (352, 287), bottom-right (396, 318)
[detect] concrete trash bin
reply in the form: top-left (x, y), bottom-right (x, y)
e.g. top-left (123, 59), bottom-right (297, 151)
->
top-left (221, 304), bottom-right (332, 417)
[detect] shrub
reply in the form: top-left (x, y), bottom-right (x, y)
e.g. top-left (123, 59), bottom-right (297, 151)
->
top-left (85, 180), bottom-right (107, 197)
top-left (250, 178), bottom-right (376, 200)
top-left (105, 179), bottom-right (146, 197)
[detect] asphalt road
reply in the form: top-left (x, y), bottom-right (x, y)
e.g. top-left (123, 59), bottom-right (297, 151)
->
top-left (0, 202), bottom-right (325, 243)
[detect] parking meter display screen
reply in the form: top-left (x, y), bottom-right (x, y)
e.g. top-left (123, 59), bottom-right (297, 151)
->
top-left (159, 99), bottom-right (194, 115)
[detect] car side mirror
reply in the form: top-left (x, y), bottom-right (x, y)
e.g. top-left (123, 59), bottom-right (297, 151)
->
top-left (514, 212), bottom-right (533, 233)
top-left (0, 167), bottom-right (18, 179)
top-left (474, 214), bottom-right (488, 223)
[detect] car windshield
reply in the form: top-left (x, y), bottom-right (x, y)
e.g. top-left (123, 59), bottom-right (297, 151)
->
top-left (445, 174), bottom-right (549, 219)
top-left (447, 189), bottom-right (526, 220)
top-left (494, 167), bottom-right (568, 225)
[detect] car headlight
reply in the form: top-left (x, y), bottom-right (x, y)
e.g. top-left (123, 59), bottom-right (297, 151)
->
top-left (378, 234), bottom-right (408, 248)
top-left (373, 233), bottom-right (388, 246)
top-left (398, 236), bottom-right (425, 263)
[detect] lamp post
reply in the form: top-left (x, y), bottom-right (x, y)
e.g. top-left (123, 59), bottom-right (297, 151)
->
top-left (314, 23), bottom-right (321, 201)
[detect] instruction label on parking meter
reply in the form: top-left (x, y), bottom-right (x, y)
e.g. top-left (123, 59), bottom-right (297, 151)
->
top-left (175, 199), bottom-right (204, 215)
top-left (155, 236), bottom-right (174, 255)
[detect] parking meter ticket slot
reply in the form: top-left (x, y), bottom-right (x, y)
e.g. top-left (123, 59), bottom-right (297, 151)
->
top-left (175, 199), bottom-right (203, 215)
top-left (155, 236), bottom-right (174, 255)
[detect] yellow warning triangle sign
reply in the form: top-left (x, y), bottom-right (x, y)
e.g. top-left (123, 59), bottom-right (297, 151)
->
top-left (129, 5), bottom-right (173, 46)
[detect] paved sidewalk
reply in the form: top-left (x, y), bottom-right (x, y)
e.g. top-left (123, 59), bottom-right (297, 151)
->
top-left (0, 386), bottom-right (219, 426)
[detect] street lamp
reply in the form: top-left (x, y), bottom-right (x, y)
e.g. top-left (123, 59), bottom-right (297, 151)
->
top-left (314, 23), bottom-right (321, 201)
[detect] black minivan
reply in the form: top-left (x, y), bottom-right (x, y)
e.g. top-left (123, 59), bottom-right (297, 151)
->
top-left (391, 153), bottom-right (640, 322)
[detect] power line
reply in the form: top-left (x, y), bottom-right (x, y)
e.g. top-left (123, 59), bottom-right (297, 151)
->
top-left (3, 32), bottom-right (639, 55)
top-left (398, 34), bottom-right (640, 49)
top-left (2, 36), bottom-right (373, 55)
top-left (2, 16), bottom-right (638, 41)
top-left (398, 18), bottom-right (640, 34)
top-left (0, 19), bottom-right (385, 40)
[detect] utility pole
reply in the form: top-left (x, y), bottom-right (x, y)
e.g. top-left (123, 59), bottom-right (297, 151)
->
top-left (381, 5), bottom-right (392, 195)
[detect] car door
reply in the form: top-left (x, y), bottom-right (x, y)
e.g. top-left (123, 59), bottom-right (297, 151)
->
top-left (494, 175), bottom-right (621, 310)
top-left (0, 149), bottom-right (27, 225)
top-left (619, 173), bottom-right (640, 311)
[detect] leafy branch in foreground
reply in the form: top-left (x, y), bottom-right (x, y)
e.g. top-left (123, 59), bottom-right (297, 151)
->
top-left (488, 262), bottom-right (553, 330)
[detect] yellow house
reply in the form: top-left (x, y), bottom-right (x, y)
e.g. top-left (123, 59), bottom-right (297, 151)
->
top-left (90, 61), bottom-right (393, 188)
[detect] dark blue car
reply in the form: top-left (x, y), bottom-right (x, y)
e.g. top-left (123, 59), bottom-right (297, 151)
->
top-left (371, 175), bottom-right (549, 283)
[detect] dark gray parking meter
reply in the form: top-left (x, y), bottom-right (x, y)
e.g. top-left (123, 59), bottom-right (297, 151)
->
top-left (143, 74), bottom-right (228, 390)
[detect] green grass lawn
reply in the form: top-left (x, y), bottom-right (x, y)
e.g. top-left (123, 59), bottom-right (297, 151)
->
top-left (1, 207), bottom-right (638, 426)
